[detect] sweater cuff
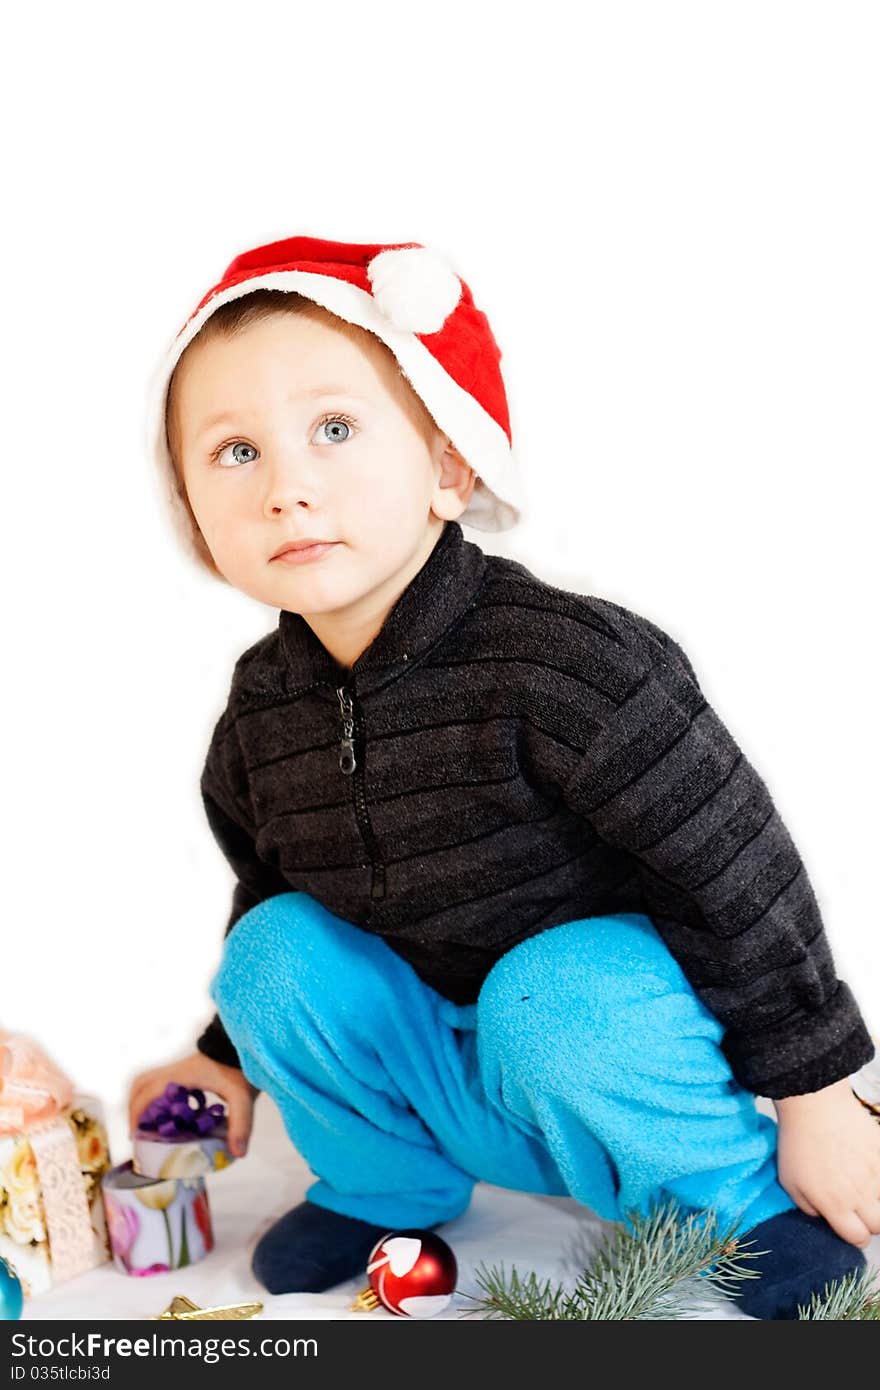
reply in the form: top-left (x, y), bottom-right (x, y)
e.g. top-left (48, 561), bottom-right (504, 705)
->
top-left (720, 981), bottom-right (877, 1099)
top-left (196, 1014), bottom-right (242, 1072)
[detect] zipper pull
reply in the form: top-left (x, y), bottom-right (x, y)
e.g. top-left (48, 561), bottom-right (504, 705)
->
top-left (370, 862), bottom-right (386, 900)
top-left (336, 686), bottom-right (357, 775)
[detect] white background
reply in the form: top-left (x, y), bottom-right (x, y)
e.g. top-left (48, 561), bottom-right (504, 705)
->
top-left (3, 1), bottom-right (878, 1121)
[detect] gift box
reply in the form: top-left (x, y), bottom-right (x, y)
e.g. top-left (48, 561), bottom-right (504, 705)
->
top-left (103, 1161), bottom-right (213, 1275)
top-left (0, 1032), bottom-right (111, 1300)
top-left (99, 1084), bottom-right (233, 1278)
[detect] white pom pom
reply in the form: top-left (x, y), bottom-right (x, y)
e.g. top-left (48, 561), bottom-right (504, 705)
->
top-left (367, 246), bottom-right (462, 334)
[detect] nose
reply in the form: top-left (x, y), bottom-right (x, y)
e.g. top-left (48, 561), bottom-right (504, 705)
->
top-left (261, 444), bottom-right (322, 517)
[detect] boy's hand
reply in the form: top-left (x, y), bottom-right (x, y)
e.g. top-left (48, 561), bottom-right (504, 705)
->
top-left (128, 1052), bottom-right (260, 1159)
top-left (774, 1077), bottom-right (880, 1247)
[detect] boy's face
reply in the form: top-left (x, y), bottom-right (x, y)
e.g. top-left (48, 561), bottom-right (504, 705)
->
top-left (173, 310), bottom-right (473, 645)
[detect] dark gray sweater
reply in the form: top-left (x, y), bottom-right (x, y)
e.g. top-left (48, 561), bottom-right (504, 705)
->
top-left (196, 519), bottom-right (874, 1099)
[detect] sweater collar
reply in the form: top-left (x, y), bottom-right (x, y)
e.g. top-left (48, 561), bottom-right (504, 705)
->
top-left (277, 520), bottom-right (487, 698)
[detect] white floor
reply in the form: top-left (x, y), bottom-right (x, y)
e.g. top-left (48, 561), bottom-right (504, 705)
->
top-left (22, 1080), bottom-right (880, 1323)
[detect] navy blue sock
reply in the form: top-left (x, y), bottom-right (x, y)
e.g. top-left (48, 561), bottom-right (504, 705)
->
top-left (251, 1201), bottom-right (447, 1295)
top-left (251, 1201), bottom-right (393, 1294)
top-left (730, 1208), bottom-right (868, 1319)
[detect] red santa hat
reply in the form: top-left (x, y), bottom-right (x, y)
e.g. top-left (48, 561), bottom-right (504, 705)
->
top-left (144, 234), bottom-right (527, 566)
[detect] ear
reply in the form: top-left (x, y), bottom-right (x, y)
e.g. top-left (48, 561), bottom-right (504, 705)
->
top-left (431, 436), bottom-right (477, 520)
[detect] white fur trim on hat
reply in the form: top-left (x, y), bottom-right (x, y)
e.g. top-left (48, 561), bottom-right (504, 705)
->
top-left (367, 246), bottom-right (463, 334)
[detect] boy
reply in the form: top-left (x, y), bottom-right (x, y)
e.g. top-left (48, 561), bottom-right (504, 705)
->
top-left (130, 236), bottom-right (879, 1317)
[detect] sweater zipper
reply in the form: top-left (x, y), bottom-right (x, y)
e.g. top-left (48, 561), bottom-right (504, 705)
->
top-left (336, 683), bottom-right (386, 901)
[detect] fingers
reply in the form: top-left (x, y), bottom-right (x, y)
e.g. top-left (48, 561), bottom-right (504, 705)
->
top-left (225, 1085), bottom-right (255, 1158)
top-left (838, 1217), bottom-right (872, 1249)
top-left (786, 1177), bottom-right (875, 1247)
top-left (854, 1197), bottom-right (880, 1242)
top-left (817, 1206), bottom-right (872, 1248)
top-left (779, 1175), bottom-right (820, 1220)
top-left (128, 1072), bottom-right (167, 1136)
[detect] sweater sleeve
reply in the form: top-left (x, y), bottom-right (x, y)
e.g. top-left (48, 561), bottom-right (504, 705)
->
top-left (195, 714), bottom-right (292, 1071)
top-left (562, 608), bottom-right (875, 1099)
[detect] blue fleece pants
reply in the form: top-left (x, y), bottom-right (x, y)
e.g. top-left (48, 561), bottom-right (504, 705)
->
top-left (210, 891), bottom-right (797, 1236)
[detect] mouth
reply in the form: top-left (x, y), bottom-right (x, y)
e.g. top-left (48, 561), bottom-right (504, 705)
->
top-left (271, 541), bottom-right (339, 565)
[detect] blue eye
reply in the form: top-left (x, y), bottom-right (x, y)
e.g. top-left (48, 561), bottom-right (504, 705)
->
top-left (314, 415), bottom-right (356, 444)
top-left (211, 441), bottom-right (258, 468)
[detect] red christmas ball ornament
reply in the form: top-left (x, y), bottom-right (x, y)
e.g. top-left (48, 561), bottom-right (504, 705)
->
top-left (351, 1229), bottom-right (458, 1318)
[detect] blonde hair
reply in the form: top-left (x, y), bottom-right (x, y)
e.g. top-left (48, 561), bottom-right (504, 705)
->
top-left (165, 289), bottom-right (443, 580)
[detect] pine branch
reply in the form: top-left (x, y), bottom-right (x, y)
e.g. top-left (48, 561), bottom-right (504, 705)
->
top-left (796, 1267), bottom-right (880, 1320)
top-left (459, 1197), bottom-right (767, 1320)
top-left (459, 1196), bottom-right (880, 1320)
top-left (564, 1202), bottom-right (764, 1320)
top-left (458, 1262), bottom-right (573, 1320)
